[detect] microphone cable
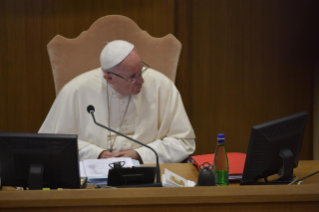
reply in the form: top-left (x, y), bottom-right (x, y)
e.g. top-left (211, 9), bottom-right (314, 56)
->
top-left (288, 170), bottom-right (319, 185)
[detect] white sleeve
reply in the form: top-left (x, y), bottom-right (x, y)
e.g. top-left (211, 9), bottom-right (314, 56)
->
top-left (135, 81), bottom-right (196, 164)
top-left (135, 138), bottom-right (195, 164)
top-left (38, 85), bottom-right (105, 161)
top-left (78, 138), bottom-right (105, 160)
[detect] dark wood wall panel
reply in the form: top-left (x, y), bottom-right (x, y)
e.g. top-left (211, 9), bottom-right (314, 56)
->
top-left (175, 0), bottom-right (317, 159)
top-left (0, 0), bottom-right (175, 133)
top-left (1, 0), bottom-right (317, 159)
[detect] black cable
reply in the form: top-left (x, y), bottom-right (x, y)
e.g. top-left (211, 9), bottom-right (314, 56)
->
top-left (296, 170), bottom-right (319, 182)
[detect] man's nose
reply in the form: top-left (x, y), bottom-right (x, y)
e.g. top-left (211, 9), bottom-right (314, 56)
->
top-left (136, 75), bottom-right (144, 85)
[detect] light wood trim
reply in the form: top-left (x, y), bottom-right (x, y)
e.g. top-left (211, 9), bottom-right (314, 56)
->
top-left (1, 185), bottom-right (319, 208)
top-left (315, 69), bottom-right (319, 159)
top-left (1, 161), bottom-right (319, 209)
top-left (2, 202), bottom-right (319, 212)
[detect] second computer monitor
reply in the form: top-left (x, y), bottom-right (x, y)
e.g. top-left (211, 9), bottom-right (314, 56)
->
top-left (240, 111), bottom-right (307, 185)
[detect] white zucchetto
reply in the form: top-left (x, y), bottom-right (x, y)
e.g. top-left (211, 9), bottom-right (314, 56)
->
top-left (100, 40), bottom-right (135, 70)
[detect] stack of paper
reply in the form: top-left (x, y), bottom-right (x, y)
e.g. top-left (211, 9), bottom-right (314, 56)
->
top-left (80, 157), bottom-right (140, 184)
top-left (162, 169), bottom-right (196, 187)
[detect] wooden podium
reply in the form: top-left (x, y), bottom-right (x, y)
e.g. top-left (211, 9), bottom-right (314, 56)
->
top-left (0, 161), bottom-right (318, 212)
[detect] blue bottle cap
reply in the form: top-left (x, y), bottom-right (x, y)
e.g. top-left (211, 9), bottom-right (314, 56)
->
top-left (217, 133), bottom-right (225, 144)
top-left (217, 133), bottom-right (225, 139)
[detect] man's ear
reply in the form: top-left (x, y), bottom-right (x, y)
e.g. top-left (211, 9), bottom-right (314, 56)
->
top-left (104, 72), bottom-right (114, 84)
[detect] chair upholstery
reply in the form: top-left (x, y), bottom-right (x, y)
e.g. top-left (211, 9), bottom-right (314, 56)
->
top-left (47, 15), bottom-right (182, 95)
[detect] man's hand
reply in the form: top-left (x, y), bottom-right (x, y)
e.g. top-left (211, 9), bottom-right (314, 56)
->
top-left (98, 150), bottom-right (124, 159)
top-left (98, 149), bottom-right (142, 163)
top-left (118, 149), bottom-right (142, 162)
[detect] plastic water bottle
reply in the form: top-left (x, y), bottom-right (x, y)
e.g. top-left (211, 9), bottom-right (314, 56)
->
top-left (213, 133), bottom-right (229, 186)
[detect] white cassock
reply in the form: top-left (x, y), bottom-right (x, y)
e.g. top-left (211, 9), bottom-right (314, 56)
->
top-left (39, 68), bottom-right (196, 164)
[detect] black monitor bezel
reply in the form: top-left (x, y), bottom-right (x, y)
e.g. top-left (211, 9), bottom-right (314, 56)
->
top-left (0, 132), bottom-right (80, 189)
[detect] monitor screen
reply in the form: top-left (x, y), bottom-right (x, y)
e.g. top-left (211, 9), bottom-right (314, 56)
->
top-left (0, 132), bottom-right (80, 189)
top-left (240, 111), bottom-right (308, 185)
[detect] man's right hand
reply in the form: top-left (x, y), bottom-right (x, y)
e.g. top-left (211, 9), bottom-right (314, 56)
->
top-left (98, 150), bottom-right (125, 159)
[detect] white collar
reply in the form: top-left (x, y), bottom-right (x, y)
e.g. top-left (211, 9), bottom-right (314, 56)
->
top-left (106, 82), bottom-right (126, 98)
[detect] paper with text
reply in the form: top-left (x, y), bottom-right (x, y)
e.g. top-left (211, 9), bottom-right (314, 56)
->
top-left (82, 158), bottom-right (134, 179)
top-left (162, 168), bottom-right (196, 187)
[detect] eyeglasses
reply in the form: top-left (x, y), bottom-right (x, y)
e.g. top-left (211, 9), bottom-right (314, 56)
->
top-left (107, 62), bottom-right (149, 84)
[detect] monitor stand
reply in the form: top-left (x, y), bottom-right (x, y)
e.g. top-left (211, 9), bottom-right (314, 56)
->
top-left (243, 149), bottom-right (294, 185)
top-left (276, 148), bottom-right (294, 182)
top-left (28, 164), bottom-right (44, 190)
top-left (261, 148), bottom-right (294, 185)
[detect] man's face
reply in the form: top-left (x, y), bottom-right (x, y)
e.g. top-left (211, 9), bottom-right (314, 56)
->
top-left (104, 50), bottom-right (145, 96)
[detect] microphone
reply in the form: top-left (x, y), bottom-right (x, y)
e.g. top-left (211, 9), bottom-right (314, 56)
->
top-left (86, 105), bottom-right (162, 187)
top-left (87, 105), bottom-right (95, 113)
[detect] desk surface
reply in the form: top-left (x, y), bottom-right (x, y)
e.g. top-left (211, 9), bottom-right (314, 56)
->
top-left (1, 160), bottom-right (319, 212)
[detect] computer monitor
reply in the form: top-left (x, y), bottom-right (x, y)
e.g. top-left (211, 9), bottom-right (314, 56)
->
top-left (240, 111), bottom-right (308, 185)
top-left (0, 132), bottom-right (80, 190)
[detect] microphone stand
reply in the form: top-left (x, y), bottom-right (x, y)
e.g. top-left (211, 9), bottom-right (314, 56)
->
top-left (89, 109), bottom-right (162, 187)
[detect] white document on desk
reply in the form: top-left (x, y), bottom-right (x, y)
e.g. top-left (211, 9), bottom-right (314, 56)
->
top-left (162, 168), bottom-right (196, 187)
top-left (81, 158), bottom-right (134, 179)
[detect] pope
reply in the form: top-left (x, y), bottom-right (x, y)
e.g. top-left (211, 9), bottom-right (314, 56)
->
top-left (39, 40), bottom-right (196, 164)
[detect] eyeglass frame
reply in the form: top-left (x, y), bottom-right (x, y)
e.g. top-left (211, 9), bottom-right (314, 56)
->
top-left (105, 62), bottom-right (149, 84)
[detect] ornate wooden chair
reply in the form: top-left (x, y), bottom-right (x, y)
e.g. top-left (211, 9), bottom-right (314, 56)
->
top-left (47, 15), bottom-right (182, 95)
